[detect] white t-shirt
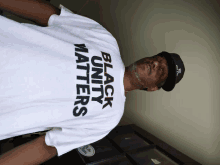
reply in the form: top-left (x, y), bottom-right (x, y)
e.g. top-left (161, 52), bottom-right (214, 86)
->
top-left (0, 4), bottom-right (126, 157)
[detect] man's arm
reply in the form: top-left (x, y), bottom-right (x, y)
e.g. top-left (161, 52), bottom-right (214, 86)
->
top-left (0, 134), bottom-right (57, 165)
top-left (0, 0), bottom-right (61, 26)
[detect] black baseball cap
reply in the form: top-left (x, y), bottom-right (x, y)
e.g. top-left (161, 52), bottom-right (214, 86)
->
top-left (142, 51), bottom-right (185, 92)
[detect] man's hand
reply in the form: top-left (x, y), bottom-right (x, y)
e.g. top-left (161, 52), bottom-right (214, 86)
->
top-left (0, 0), bottom-right (61, 26)
top-left (0, 135), bottom-right (57, 165)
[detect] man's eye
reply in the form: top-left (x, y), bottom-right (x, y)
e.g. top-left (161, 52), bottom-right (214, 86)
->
top-left (160, 68), bottom-right (163, 75)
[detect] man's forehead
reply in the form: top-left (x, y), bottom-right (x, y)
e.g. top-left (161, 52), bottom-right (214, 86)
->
top-left (154, 55), bottom-right (168, 63)
top-left (145, 54), bottom-right (166, 61)
top-left (152, 54), bottom-right (164, 59)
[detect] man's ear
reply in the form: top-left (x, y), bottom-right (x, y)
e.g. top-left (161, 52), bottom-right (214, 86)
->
top-left (147, 86), bottom-right (158, 91)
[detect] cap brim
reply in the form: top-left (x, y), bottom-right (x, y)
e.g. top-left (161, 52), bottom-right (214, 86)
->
top-left (161, 53), bottom-right (177, 92)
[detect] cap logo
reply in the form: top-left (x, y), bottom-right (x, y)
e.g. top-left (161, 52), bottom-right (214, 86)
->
top-left (176, 65), bottom-right (181, 76)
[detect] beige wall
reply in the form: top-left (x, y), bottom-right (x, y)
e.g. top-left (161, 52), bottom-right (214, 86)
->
top-left (4, 0), bottom-right (220, 164)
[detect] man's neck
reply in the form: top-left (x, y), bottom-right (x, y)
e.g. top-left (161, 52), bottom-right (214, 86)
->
top-left (124, 67), bottom-right (142, 94)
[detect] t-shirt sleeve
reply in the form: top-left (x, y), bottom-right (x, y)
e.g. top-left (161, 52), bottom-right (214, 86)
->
top-left (46, 4), bottom-right (120, 54)
top-left (45, 127), bottom-right (111, 157)
top-left (48, 4), bottom-right (102, 29)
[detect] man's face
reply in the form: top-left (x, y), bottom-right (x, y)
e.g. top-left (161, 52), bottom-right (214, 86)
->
top-left (131, 55), bottom-right (169, 91)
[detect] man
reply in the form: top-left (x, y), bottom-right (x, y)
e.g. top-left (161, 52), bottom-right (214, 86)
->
top-left (124, 51), bottom-right (185, 96)
top-left (0, 0), bottom-right (185, 164)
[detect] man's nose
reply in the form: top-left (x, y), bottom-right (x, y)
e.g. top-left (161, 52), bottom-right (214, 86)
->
top-left (153, 61), bottom-right (158, 69)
